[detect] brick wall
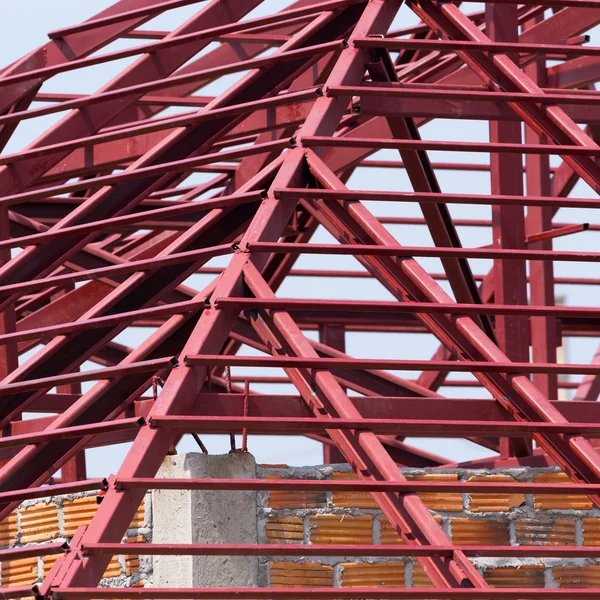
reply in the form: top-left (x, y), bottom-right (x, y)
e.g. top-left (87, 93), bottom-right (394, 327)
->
top-left (257, 465), bottom-right (600, 589)
top-left (0, 492), bottom-right (151, 589)
top-left (4, 461), bottom-right (600, 591)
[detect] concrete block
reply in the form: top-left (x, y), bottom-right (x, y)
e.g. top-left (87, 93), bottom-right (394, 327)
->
top-left (152, 453), bottom-right (258, 588)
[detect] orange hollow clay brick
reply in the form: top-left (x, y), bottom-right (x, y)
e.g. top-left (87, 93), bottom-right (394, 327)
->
top-left (43, 553), bottom-right (121, 580)
top-left (266, 516), bottom-right (304, 544)
top-left (125, 534), bottom-right (146, 578)
top-left (269, 561), bottom-right (333, 587)
top-left (1, 556), bottom-right (39, 588)
top-left (62, 496), bottom-right (145, 537)
top-left (483, 565), bottom-right (545, 588)
top-left (450, 518), bottom-right (510, 546)
top-left (309, 514), bottom-right (372, 545)
top-left (125, 556), bottom-right (140, 578)
top-left (267, 475), bottom-right (327, 509)
top-left (20, 503), bottom-right (59, 544)
top-left (532, 472), bottom-right (593, 510)
top-left (331, 472), bottom-right (377, 510)
top-left (340, 562), bottom-right (405, 587)
top-left (467, 475), bottom-right (525, 512)
top-left (405, 473), bottom-right (462, 512)
top-left (553, 565), bottom-right (600, 588)
top-left (412, 563), bottom-right (434, 588)
top-left (514, 519), bottom-right (576, 546)
top-left (379, 514), bottom-right (442, 545)
top-left (582, 518), bottom-right (600, 546)
top-left (0, 511), bottom-right (18, 546)
top-left (331, 472), bottom-right (462, 512)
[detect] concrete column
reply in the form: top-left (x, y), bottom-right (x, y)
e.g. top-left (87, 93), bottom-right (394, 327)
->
top-left (152, 452), bottom-right (258, 588)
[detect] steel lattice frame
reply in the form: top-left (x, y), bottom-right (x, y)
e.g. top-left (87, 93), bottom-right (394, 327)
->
top-left (0, 0), bottom-right (599, 597)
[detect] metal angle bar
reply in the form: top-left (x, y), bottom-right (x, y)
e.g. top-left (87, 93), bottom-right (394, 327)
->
top-left (360, 160), bottom-right (508, 171)
top-left (80, 542), bottom-right (600, 558)
top-left (48, 588), bottom-right (600, 599)
top-left (0, 299), bottom-right (206, 348)
top-left (47, 0), bottom-right (208, 39)
top-left (0, 44), bottom-right (336, 130)
top-left (216, 297), bottom-right (598, 318)
top-left (150, 415), bottom-right (600, 436)
top-left (0, 192), bottom-right (263, 250)
top-left (0, 90), bottom-right (320, 167)
top-left (189, 393), bottom-right (600, 419)
top-left (198, 266), bottom-right (600, 286)
top-left (247, 241), bottom-right (600, 263)
top-left (33, 92), bottom-right (214, 107)
top-left (0, 245), bottom-right (232, 300)
top-left (116, 477), bottom-right (600, 495)
top-left (353, 36), bottom-right (600, 57)
top-left (0, 479), bottom-right (105, 504)
top-left (0, 417), bottom-right (144, 449)
top-left (0, 357), bottom-right (175, 397)
top-left (329, 83), bottom-right (600, 105)
top-left (301, 135), bottom-right (600, 156)
top-left (0, 543), bottom-right (68, 560)
top-left (185, 354), bottom-right (600, 375)
top-left (0, 140), bottom-right (289, 207)
top-left (3, 2), bottom-right (358, 88)
top-left (274, 187), bottom-right (600, 210)
top-left (526, 222), bottom-right (589, 244)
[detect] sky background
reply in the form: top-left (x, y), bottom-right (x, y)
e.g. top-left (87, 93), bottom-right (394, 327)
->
top-left (0, 1), bottom-right (598, 476)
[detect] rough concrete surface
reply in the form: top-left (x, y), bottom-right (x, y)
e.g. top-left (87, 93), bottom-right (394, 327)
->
top-left (153, 452), bottom-right (258, 588)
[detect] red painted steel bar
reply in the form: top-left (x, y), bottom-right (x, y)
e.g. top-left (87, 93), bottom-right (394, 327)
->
top-left (47, 0), bottom-right (207, 39)
top-left (2, 4), bottom-right (355, 88)
top-left (0, 543), bottom-right (68, 560)
top-left (302, 134), bottom-right (600, 155)
top-left (81, 542), bottom-right (600, 558)
top-left (330, 83), bottom-right (600, 104)
top-left (0, 192), bottom-right (263, 250)
top-left (198, 266), bottom-right (600, 286)
top-left (0, 140), bottom-right (288, 206)
top-left (0, 91), bottom-right (319, 167)
top-left (117, 477), bottom-right (600, 494)
top-left (0, 357), bottom-right (175, 397)
top-left (48, 588), bottom-right (600, 599)
top-left (0, 479), bottom-right (105, 504)
top-left (353, 36), bottom-right (600, 56)
top-left (150, 415), bottom-right (600, 436)
top-left (0, 244), bottom-right (231, 300)
top-left (216, 297), bottom-right (598, 318)
top-left (274, 187), bottom-right (600, 209)
top-left (185, 354), bottom-right (600, 375)
top-left (0, 417), bottom-right (144, 449)
top-left (247, 241), bottom-right (600, 262)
